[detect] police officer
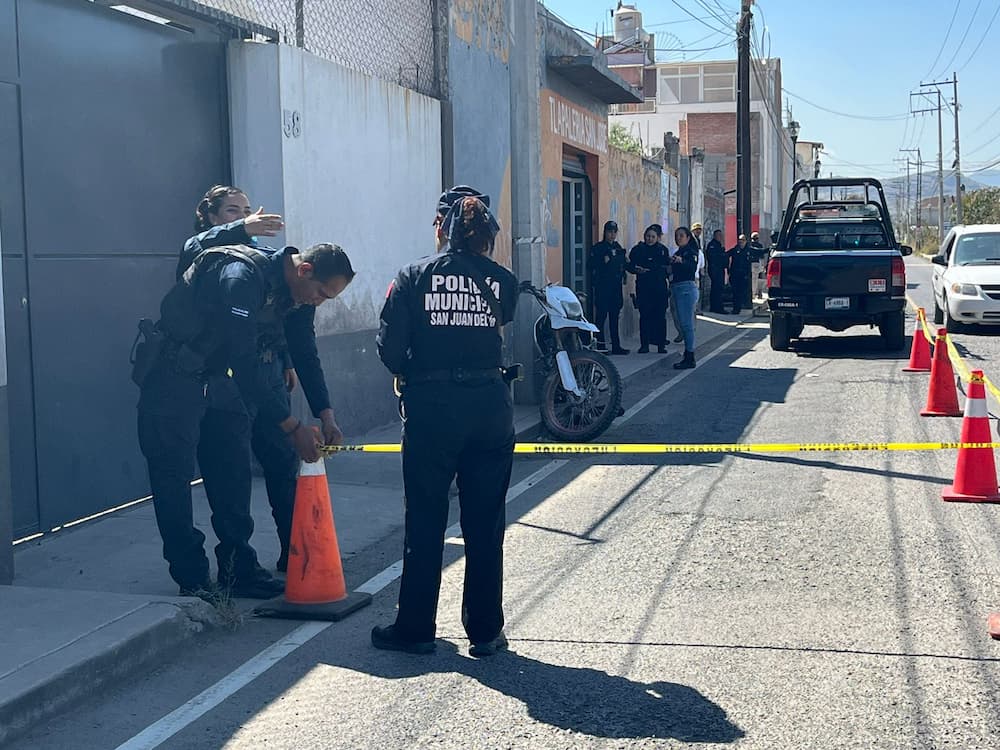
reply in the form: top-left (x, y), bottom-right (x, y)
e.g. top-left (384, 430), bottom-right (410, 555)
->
top-left (628, 225), bottom-right (670, 354)
top-left (727, 234), bottom-right (752, 314)
top-left (137, 242), bottom-right (354, 600)
top-left (180, 186), bottom-right (340, 572)
top-left (706, 229), bottom-right (728, 314)
top-left (372, 186), bottom-right (518, 657)
top-left (589, 220), bottom-right (629, 355)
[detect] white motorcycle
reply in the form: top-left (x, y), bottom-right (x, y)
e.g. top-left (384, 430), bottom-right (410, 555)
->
top-left (520, 281), bottom-right (624, 442)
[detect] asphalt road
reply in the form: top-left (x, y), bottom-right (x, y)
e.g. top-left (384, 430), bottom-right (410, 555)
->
top-left (18, 265), bottom-right (1000, 749)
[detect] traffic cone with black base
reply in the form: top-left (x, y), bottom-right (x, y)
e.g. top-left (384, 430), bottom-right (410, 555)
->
top-left (920, 329), bottom-right (962, 417)
top-left (942, 370), bottom-right (1000, 503)
top-left (255, 459), bottom-right (372, 620)
top-left (902, 309), bottom-right (932, 372)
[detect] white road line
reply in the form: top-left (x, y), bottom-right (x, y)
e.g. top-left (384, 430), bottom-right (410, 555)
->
top-left (115, 622), bottom-right (330, 750)
top-left (115, 326), bottom-right (753, 750)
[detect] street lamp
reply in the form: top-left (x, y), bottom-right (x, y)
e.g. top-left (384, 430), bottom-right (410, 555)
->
top-left (788, 120), bottom-right (800, 182)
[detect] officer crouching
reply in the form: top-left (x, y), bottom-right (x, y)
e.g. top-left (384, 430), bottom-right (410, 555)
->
top-left (372, 186), bottom-right (518, 657)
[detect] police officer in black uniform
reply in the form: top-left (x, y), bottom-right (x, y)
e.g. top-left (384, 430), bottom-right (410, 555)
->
top-left (706, 229), bottom-right (728, 314)
top-left (180, 186), bottom-right (341, 572)
top-left (627, 226), bottom-right (670, 354)
top-left (589, 220), bottom-right (629, 355)
top-left (727, 234), bottom-right (752, 314)
top-left (372, 186), bottom-right (518, 657)
top-left (136, 242), bottom-right (354, 599)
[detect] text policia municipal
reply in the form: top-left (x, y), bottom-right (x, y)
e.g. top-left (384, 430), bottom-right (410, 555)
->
top-left (424, 273), bottom-right (501, 328)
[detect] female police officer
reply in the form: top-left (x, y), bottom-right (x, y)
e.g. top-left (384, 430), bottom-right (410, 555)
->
top-left (373, 186), bottom-right (518, 657)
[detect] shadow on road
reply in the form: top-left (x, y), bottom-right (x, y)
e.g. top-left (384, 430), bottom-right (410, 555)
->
top-left (736, 452), bottom-right (951, 486)
top-left (791, 333), bottom-right (911, 361)
top-left (330, 641), bottom-right (746, 744)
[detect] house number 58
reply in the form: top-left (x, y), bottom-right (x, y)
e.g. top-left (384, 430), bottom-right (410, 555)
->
top-left (283, 109), bottom-right (302, 138)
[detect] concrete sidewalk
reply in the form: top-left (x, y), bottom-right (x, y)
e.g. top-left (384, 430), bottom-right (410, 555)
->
top-left (1, 310), bottom-right (753, 746)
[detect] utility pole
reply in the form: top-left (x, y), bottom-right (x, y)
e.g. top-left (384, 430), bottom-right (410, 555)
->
top-left (736, 0), bottom-right (752, 241)
top-left (900, 147), bottom-right (920, 244)
top-left (952, 72), bottom-right (963, 224)
top-left (911, 88), bottom-right (946, 243)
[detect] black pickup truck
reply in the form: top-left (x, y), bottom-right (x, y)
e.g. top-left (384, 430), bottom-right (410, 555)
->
top-left (766, 178), bottom-right (913, 351)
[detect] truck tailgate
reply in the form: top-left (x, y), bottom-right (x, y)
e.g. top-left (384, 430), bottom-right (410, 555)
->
top-left (780, 251), bottom-right (893, 296)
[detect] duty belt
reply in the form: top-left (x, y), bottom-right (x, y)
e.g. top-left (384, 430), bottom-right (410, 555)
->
top-left (402, 367), bottom-right (503, 386)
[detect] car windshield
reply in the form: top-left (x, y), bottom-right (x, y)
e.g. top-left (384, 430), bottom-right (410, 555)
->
top-left (953, 232), bottom-right (1000, 265)
top-left (788, 221), bottom-right (888, 250)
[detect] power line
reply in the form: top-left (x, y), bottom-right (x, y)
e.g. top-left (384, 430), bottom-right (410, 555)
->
top-left (667, 0), bottom-right (733, 35)
top-left (956, 3), bottom-right (1000, 73)
top-left (749, 35), bottom-right (795, 162)
top-left (935, 0), bottom-right (983, 78)
top-left (782, 88), bottom-right (909, 121)
top-left (923, 0), bottom-right (962, 79)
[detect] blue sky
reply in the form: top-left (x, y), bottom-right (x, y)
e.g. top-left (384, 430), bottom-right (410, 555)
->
top-left (541, 0), bottom-right (1000, 181)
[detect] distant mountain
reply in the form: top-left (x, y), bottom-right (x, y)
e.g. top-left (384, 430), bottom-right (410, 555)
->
top-left (967, 170), bottom-right (1000, 188)
top-left (879, 172), bottom-right (989, 203)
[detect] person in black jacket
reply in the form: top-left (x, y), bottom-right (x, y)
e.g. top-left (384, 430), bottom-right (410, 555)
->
top-left (137, 242), bottom-right (354, 600)
top-left (589, 220), bottom-right (629, 355)
top-left (706, 229), bottom-right (728, 314)
top-left (727, 234), bottom-right (752, 314)
top-left (373, 186), bottom-right (518, 658)
top-left (181, 185), bottom-right (324, 572)
top-left (671, 226), bottom-right (701, 369)
top-left (628, 226), bottom-right (669, 354)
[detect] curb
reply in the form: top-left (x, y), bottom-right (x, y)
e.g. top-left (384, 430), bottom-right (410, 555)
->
top-left (0, 598), bottom-right (218, 746)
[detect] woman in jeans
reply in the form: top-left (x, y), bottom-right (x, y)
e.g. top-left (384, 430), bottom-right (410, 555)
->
top-left (670, 226), bottom-right (700, 369)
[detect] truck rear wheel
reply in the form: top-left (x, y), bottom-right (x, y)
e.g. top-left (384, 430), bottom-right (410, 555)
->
top-left (880, 310), bottom-right (905, 350)
top-left (770, 313), bottom-right (792, 351)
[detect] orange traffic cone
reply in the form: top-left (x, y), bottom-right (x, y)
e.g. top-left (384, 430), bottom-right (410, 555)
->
top-left (255, 459), bottom-right (372, 620)
top-left (920, 329), bottom-right (962, 417)
top-left (942, 370), bottom-right (1000, 503)
top-left (902, 309), bottom-right (932, 372)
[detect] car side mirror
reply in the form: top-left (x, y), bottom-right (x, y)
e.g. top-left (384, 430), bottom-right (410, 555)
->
top-left (931, 255), bottom-right (947, 266)
top-left (900, 245), bottom-right (913, 257)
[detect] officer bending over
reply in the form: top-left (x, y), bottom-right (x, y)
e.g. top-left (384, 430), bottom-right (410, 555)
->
top-left (136, 242), bottom-right (353, 600)
top-left (373, 186), bottom-right (518, 657)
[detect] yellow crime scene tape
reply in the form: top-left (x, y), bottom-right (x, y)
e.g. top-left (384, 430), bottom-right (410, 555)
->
top-left (315, 302), bottom-right (1000, 458)
top-left (913, 305), bottom-right (1000, 401)
top-left (320, 441), bottom-right (1000, 456)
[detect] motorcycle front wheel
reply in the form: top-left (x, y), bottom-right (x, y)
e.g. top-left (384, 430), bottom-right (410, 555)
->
top-left (540, 350), bottom-right (623, 442)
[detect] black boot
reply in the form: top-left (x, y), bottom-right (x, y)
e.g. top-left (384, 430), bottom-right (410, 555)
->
top-left (673, 351), bottom-right (696, 370)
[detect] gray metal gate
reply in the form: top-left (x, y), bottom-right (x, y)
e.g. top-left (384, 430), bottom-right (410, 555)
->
top-left (1, 0), bottom-right (241, 535)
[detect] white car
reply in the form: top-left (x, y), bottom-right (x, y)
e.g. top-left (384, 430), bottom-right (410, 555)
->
top-left (931, 224), bottom-right (1000, 331)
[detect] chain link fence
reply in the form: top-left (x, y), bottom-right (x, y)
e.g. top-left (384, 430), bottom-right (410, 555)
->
top-left (188, 0), bottom-right (440, 97)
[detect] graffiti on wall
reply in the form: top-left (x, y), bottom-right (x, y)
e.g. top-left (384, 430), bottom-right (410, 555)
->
top-left (543, 177), bottom-right (561, 248)
top-left (452, 0), bottom-right (509, 64)
top-left (547, 95), bottom-right (608, 155)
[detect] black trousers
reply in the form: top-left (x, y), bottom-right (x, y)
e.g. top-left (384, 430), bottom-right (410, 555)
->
top-left (594, 303), bottom-right (623, 350)
top-left (247, 358), bottom-right (297, 560)
top-left (395, 378), bottom-right (514, 643)
top-left (637, 298), bottom-right (667, 348)
top-left (138, 366), bottom-right (261, 590)
top-left (730, 272), bottom-right (749, 312)
top-left (709, 271), bottom-right (726, 313)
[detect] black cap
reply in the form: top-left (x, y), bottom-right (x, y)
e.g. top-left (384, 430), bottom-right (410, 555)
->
top-left (604, 221), bottom-right (618, 232)
top-left (436, 185), bottom-right (488, 220)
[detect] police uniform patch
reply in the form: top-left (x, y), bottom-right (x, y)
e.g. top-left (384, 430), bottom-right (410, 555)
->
top-left (231, 307), bottom-right (250, 318)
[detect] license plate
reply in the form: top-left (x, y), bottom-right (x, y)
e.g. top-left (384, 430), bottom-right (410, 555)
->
top-left (825, 297), bottom-right (850, 310)
top-left (868, 279), bottom-right (887, 293)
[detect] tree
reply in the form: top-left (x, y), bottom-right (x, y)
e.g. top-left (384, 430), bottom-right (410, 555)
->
top-left (962, 187), bottom-right (1000, 225)
top-left (609, 123), bottom-right (642, 156)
